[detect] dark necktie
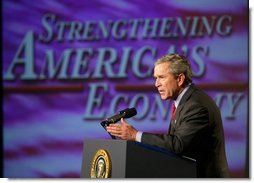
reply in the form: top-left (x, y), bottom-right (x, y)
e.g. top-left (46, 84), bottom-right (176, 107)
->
top-left (171, 103), bottom-right (176, 121)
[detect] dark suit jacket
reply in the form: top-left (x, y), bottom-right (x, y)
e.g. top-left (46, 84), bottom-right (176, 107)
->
top-left (141, 84), bottom-right (229, 178)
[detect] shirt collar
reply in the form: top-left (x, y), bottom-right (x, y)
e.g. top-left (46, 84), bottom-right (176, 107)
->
top-left (174, 83), bottom-right (191, 108)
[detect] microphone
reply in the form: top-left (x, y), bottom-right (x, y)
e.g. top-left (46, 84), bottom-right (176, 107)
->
top-left (100, 107), bottom-right (137, 139)
top-left (106, 107), bottom-right (137, 123)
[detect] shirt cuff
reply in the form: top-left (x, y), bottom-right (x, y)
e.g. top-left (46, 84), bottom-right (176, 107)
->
top-left (135, 131), bottom-right (143, 142)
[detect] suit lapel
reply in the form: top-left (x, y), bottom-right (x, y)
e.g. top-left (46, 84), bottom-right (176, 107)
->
top-left (178, 84), bottom-right (196, 106)
top-left (171, 84), bottom-right (197, 128)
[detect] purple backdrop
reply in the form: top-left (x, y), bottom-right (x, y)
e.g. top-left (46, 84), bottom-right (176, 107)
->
top-left (3, 0), bottom-right (248, 178)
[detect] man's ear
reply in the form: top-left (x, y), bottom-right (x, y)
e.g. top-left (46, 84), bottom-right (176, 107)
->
top-left (178, 73), bottom-right (185, 86)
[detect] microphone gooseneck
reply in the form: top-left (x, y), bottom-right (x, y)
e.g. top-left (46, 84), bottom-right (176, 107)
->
top-left (100, 107), bottom-right (137, 139)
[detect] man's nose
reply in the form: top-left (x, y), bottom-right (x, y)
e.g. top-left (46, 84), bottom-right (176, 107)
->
top-left (155, 79), bottom-right (160, 87)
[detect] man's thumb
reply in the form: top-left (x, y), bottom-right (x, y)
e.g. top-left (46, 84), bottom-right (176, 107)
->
top-left (121, 118), bottom-right (126, 124)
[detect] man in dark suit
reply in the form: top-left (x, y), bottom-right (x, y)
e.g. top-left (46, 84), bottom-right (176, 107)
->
top-left (106, 53), bottom-right (229, 178)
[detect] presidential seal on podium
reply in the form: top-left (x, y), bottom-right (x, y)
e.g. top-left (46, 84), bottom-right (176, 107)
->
top-left (90, 149), bottom-right (111, 178)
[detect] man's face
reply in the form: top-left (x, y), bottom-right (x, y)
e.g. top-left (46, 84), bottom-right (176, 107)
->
top-left (153, 62), bottom-right (179, 100)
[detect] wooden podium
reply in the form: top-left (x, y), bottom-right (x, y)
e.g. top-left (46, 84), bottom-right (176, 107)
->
top-left (81, 139), bottom-right (196, 178)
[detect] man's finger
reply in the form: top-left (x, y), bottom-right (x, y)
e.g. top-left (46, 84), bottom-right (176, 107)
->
top-left (121, 118), bottom-right (127, 124)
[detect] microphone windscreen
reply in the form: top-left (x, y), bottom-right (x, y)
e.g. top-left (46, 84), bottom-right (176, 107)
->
top-left (124, 107), bottom-right (137, 118)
